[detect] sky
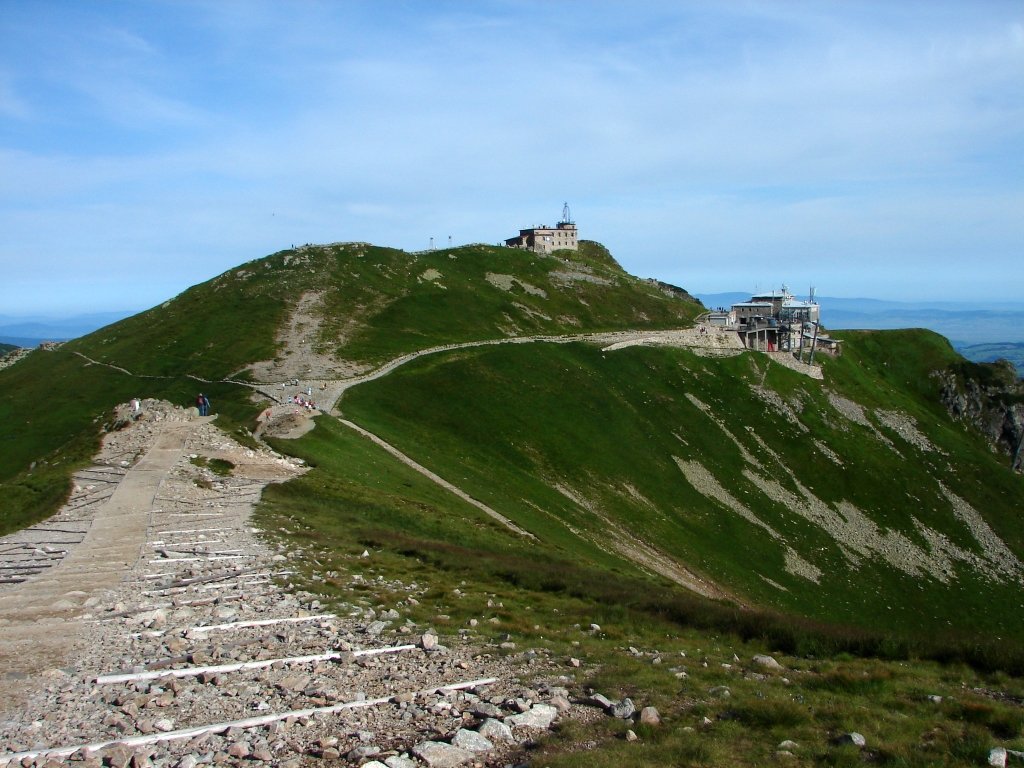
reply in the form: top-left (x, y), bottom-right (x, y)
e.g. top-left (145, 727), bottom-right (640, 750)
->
top-left (1, 1), bottom-right (1022, 316)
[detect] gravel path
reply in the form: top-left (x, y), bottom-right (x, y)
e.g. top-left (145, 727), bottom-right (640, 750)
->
top-left (0, 405), bottom-right (581, 768)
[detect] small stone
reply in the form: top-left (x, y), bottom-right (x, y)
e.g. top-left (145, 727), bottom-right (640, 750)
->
top-left (365, 620), bottom-right (388, 636)
top-left (778, 740), bottom-right (799, 751)
top-left (611, 698), bottom-right (636, 719)
top-left (753, 654), bottom-right (784, 670)
top-left (348, 745), bottom-right (381, 760)
top-left (505, 703), bottom-right (558, 730)
top-left (989, 747), bottom-right (1008, 767)
top-left (589, 693), bottom-right (614, 711)
top-left (639, 706), bottom-right (660, 726)
top-left (625, 729), bottom-right (638, 742)
top-left (708, 686), bottom-right (730, 699)
top-left (227, 742), bottom-right (250, 759)
top-left (411, 740), bottom-right (474, 767)
top-left (550, 694), bottom-right (572, 713)
top-left (174, 756), bottom-right (197, 768)
top-left (569, 657), bottom-right (580, 668)
top-left (451, 728), bottom-right (494, 752)
top-left (421, 633), bottom-right (438, 651)
top-left (477, 718), bottom-right (514, 744)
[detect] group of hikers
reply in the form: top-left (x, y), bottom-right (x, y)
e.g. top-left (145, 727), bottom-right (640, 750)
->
top-left (291, 393), bottom-right (317, 411)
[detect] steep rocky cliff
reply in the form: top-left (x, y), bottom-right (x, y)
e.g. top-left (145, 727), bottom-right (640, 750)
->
top-left (938, 358), bottom-right (1024, 470)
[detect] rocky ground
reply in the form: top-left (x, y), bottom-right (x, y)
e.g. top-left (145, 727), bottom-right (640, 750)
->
top-left (0, 402), bottom-right (608, 768)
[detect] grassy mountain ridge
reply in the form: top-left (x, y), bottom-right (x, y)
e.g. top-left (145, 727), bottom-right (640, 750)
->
top-left (3, 239), bottom-right (1024, 764)
top-left (71, 240), bottom-right (699, 380)
top-left (0, 240), bottom-right (699, 525)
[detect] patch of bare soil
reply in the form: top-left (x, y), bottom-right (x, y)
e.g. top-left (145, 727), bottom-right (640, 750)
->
top-left (248, 292), bottom-right (366, 383)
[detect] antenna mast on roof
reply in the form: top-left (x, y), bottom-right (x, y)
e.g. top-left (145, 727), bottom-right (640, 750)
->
top-left (560, 201), bottom-right (573, 224)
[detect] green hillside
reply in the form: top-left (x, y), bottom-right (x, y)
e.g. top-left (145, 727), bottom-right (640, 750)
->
top-left (2, 240), bottom-right (1023, 765)
top-left (336, 333), bottom-right (1024, 639)
top-left (0, 241), bottom-right (700, 526)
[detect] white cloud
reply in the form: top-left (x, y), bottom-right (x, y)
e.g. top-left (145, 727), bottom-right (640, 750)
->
top-left (0, 1), bottom-right (1022, 312)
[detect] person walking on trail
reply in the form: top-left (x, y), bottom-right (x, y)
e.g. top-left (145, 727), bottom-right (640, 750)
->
top-left (202, 394), bottom-right (211, 416)
top-left (196, 393), bottom-right (210, 417)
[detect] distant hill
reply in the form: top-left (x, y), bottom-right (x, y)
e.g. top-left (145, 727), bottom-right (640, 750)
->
top-left (0, 310), bottom-right (135, 347)
top-left (0, 343), bottom-right (17, 356)
top-left (957, 342), bottom-right (1024, 377)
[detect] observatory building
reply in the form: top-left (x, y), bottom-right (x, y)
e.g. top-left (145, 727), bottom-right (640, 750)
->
top-left (506, 203), bottom-right (578, 254)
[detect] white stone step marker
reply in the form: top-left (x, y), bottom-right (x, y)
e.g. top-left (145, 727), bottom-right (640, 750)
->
top-left (95, 643), bottom-right (417, 685)
top-left (186, 613), bottom-right (336, 635)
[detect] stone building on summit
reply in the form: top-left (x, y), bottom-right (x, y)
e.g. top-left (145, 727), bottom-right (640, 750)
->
top-left (505, 203), bottom-right (578, 254)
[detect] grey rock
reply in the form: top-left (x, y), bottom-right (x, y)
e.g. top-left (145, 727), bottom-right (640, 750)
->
top-left (384, 755), bottom-right (418, 768)
top-left (639, 706), bottom-right (660, 725)
top-left (451, 728), bottom-right (494, 752)
top-left (365, 620), bottom-right (388, 636)
top-left (989, 747), bottom-right (1008, 767)
top-left (469, 702), bottom-right (502, 718)
top-left (227, 742), bottom-right (250, 759)
top-left (550, 694), bottom-right (572, 713)
top-left (625, 729), bottom-right (638, 742)
top-left (506, 703), bottom-right (558, 730)
top-left (589, 693), bottom-right (614, 711)
top-left (611, 698), bottom-right (636, 719)
top-left (348, 745), bottom-right (381, 760)
top-left (478, 718), bottom-right (515, 744)
top-left (777, 740), bottom-right (800, 751)
top-left (708, 686), bottom-right (731, 699)
top-left (412, 740), bottom-right (474, 767)
top-left (753, 654), bottom-right (784, 670)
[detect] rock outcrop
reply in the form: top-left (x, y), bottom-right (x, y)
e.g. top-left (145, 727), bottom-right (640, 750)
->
top-left (937, 359), bottom-right (1024, 471)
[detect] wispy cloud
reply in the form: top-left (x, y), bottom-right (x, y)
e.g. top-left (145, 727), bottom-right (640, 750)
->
top-left (1, 0), bottom-right (1022, 312)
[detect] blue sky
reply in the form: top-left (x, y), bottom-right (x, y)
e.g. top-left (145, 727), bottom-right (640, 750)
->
top-left (2, 1), bottom-right (1022, 315)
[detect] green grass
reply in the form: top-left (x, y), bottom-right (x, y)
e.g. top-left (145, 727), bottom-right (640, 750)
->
top-left (254, 415), bottom-right (1024, 767)
top-left (338, 338), bottom-right (1024, 641)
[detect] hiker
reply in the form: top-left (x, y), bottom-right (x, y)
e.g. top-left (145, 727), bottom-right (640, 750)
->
top-left (195, 393), bottom-right (205, 416)
top-left (202, 394), bottom-right (211, 416)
